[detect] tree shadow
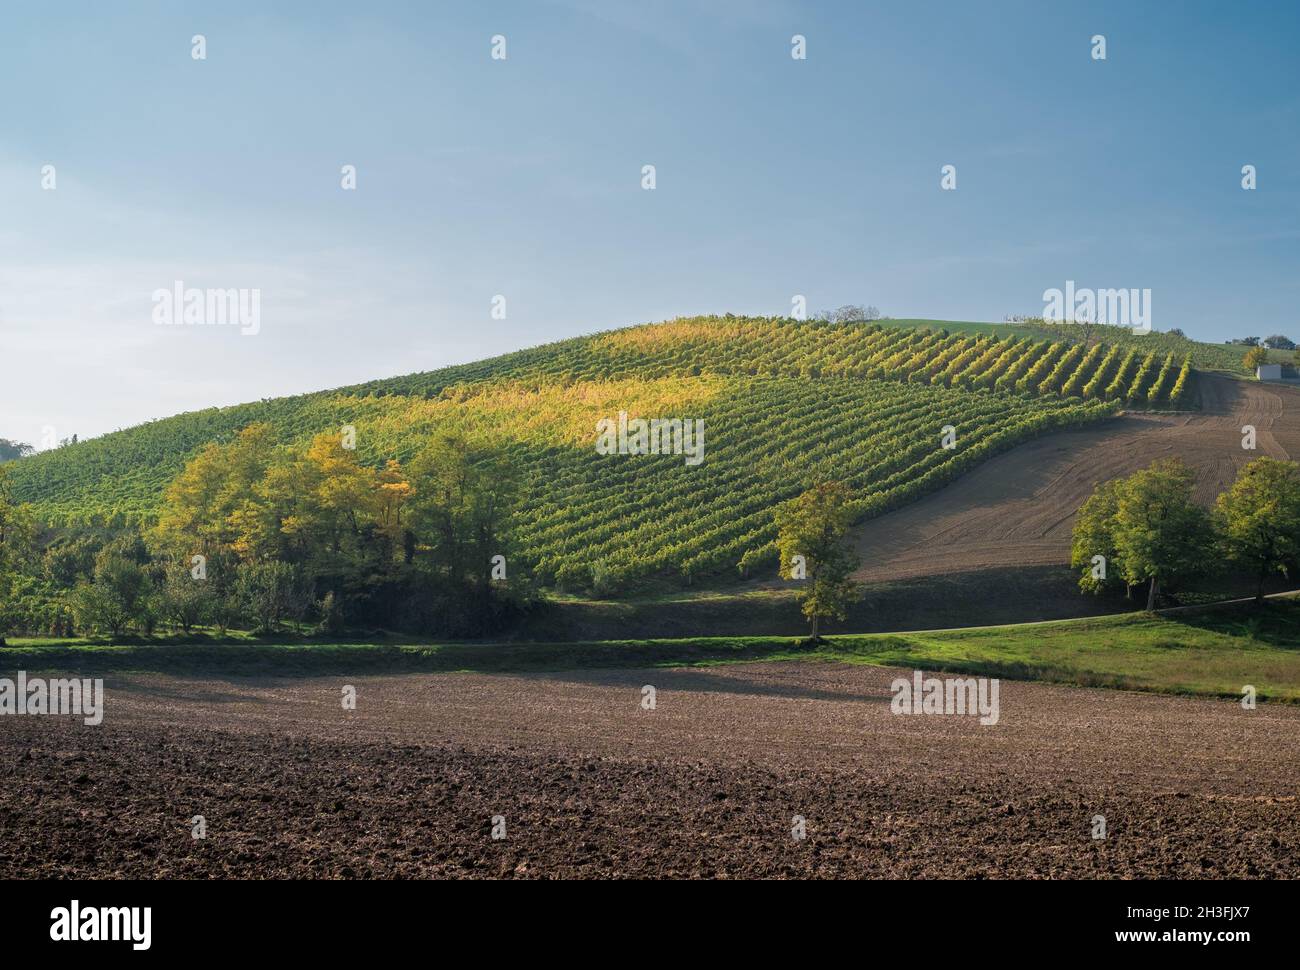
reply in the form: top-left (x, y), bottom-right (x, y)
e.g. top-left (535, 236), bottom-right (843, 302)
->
top-left (1161, 601), bottom-right (1300, 650)
top-left (514, 665), bottom-right (893, 704)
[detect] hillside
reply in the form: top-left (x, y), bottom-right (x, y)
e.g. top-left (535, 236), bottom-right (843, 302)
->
top-left (847, 372), bottom-right (1300, 583)
top-left (7, 316), bottom-right (1227, 592)
top-left (885, 318), bottom-right (1252, 374)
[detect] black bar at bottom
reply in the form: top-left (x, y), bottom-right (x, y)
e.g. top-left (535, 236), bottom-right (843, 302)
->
top-left (2, 879), bottom-right (1280, 955)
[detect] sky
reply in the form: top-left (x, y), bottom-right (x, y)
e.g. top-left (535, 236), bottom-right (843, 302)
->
top-left (2, 0), bottom-right (1298, 446)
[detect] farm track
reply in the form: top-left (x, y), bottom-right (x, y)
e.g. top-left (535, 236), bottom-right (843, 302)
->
top-left (2, 663), bottom-right (1297, 878)
top-left (849, 374), bottom-right (1300, 581)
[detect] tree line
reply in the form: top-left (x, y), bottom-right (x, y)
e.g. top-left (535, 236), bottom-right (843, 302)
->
top-left (0, 425), bottom-right (531, 642)
top-left (1072, 456), bottom-right (1300, 609)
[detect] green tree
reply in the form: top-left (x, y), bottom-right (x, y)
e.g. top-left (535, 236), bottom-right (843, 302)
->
top-left (0, 467), bottom-right (38, 641)
top-left (236, 560), bottom-right (308, 634)
top-left (0, 439), bottom-right (34, 463)
top-left (68, 551), bottom-right (153, 637)
top-left (42, 536), bottom-right (99, 587)
top-left (159, 560), bottom-right (216, 633)
top-left (406, 433), bottom-right (520, 633)
top-left (1112, 459), bottom-right (1213, 611)
top-left (774, 482), bottom-right (862, 640)
top-left (1070, 479), bottom-right (1124, 595)
top-left (1215, 457), bottom-right (1300, 603)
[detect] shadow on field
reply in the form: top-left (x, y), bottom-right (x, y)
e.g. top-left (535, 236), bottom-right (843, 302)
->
top-left (516, 666), bottom-right (884, 704)
top-left (0, 638), bottom-right (823, 682)
top-left (1162, 601), bottom-right (1300, 649)
top-left (107, 680), bottom-right (263, 705)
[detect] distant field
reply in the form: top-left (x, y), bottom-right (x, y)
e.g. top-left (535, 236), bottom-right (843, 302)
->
top-left (7, 600), bottom-right (1299, 701)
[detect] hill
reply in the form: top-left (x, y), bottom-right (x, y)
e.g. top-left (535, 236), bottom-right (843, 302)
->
top-left (6, 316), bottom-right (1223, 592)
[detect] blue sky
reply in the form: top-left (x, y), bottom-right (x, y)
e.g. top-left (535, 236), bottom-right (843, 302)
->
top-left (2, 0), bottom-right (1298, 444)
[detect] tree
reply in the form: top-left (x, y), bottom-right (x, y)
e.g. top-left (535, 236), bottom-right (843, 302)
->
top-left (159, 561), bottom-right (215, 633)
top-left (0, 439), bottom-right (34, 463)
top-left (236, 560), bottom-right (308, 634)
top-left (774, 482), bottom-right (861, 640)
top-left (68, 551), bottom-right (153, 637)
top-left (1070, 479), bottom-right (1124, 595)
top-left (1215, 458), bottom-right (1300, 603)
top-left (148, 423), bottom-right (278, 558)
top-left (1167, 328), bottom-right (1186, 338)
top-left (1111, 459), bottom-right (1213, 610)
top-left (42, 537), bottom-right (99, 587)
top-left (819, 305), bottom-right (871, 325)
top-left (0, 467), bottom-right (38, 642)
top-left (1243, 346), bottom-right (1269, 370)
top-left (1263, 334), bottom-right (1295, 351)
top-left (292, 435), bottom-right (407, 579)
top-left (148, 424), bottom-right (418, 630)
top-left (405, 433), bottom-right (520, 635)
top-left (205, 549), bottom-right (242, 635)
top-left (68, 583), bottom-right (122, 638)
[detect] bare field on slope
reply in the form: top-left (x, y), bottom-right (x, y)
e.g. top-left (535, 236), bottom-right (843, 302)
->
top-left (849, 375), bottom-right (1300, 581)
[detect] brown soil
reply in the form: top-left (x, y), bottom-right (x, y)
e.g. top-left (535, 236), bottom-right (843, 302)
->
top-left (3, 663), bottom-right (1297, 878)
top-left (849, 374), bottom-right (1300, 581)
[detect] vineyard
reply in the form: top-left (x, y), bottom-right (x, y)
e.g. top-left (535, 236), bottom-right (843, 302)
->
top-left (9, 316), bottom-right (1199, 591)
top-left (888, 317), bottom-right (1249, 375)
top-left (343, 317), bottom-right (1195, 406)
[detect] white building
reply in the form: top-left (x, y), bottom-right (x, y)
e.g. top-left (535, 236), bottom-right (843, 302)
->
top-left (1256, 363), bottom-right (1283, 381)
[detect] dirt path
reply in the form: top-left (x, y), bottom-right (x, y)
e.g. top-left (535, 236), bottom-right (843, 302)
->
top-left (2, 663), bottom-right (1297, 878)
top-left (849, 375), bottom-right (1300, 581)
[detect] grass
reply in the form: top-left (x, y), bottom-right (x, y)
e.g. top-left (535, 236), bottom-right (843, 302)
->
top-left (4, 601), bottom-right (1299, 702)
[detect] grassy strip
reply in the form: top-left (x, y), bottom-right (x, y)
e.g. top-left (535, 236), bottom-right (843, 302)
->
top-left (4, 603), bottom-right (1299, 701)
